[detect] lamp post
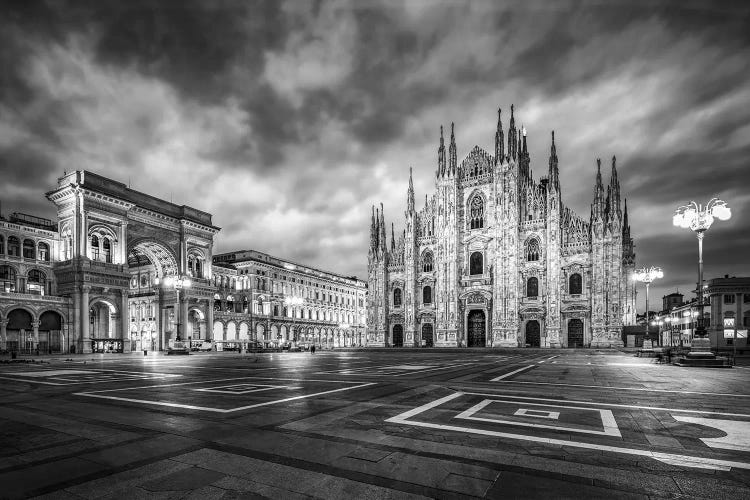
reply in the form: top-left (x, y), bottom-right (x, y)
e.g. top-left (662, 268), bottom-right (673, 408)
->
top-left (284, 296), bottom-right (303, 344)
top-left (664, 316), bottom-right (673, 347)
top-left (673, 198), bottom-right (731, 345)
top-left (633, 267), bottom-right (663, 347)
top-left (155, 275), bottom-right (192, 344)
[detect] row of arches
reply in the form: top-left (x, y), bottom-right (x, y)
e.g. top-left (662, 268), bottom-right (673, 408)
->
top-left (213, 295), bottom-right (357, 324)
top-left (0, 235), bottom-right (51, 261)
top-left (2, 308), bottom-right (64, 353)
top-left (210, 321), bottom-right (361, 347)
top-left (0, 265), bottom-right (51, 295)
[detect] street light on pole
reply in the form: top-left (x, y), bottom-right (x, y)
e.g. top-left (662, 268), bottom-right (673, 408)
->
top-left (155, 275), bottom-right (192, 349)
top-left (633, 267), bottom-right (663, 346)
top-left (673, 198), bottom-right (731, 347)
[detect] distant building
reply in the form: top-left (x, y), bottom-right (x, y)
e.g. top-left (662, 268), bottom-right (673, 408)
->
top-left (212, 250), bottom-right (366, 348)
top-left (706, 275), bottom-right (750, 350)
top-left (0, 171), bottom-right (363, 354)
top-left (367, 105), bottom-right (637, 349)
top-left (662, 292), bottom-right (683, 313)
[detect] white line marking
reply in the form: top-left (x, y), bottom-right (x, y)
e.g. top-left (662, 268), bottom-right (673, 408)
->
top-left (386, 392), bottom-right (750, 471)
top-left (0, 375), bottom-right (64, 385)
top-left (490, 365), bottom-right (535, 382)
top-left (459, 392), bottom-right (750, 418)
top-left (537, 356), bottom-right (558, 364)
top-left (672, 416), bottom-right (750, 452)
top-left (493, 380), bottom-right (750, 397)
top-left (79, 376), bottom-right (358, 394)
top-left (454, 399), bottom-right (621, 437)
top-left (75, 382), bottom-right (376, 413)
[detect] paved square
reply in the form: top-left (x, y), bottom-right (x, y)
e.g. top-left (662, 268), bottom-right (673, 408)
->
top-left (2, 349), bottom-right (750, 499)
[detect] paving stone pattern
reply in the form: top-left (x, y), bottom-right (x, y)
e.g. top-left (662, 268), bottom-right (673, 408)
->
top-left (0, 349), bottom-right (748, 498)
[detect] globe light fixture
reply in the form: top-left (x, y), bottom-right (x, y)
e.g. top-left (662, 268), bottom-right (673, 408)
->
top-left (673, 198), bottom-right (731, 339)
top-left (633, 267), bottom-right (663, 345)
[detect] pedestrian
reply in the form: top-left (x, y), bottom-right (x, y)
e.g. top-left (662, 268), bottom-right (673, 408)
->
top-left (311, 344), bottom-right (316, 354)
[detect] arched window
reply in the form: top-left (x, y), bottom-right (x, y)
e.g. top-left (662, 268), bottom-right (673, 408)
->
top-left (102, 238), bottom-right (112, 263)
top-left (0, 235), bottom-right (4, 255)
top-left (23, 239), bottom-right (35, 259)
top-left (470, 252), bottom-right (483, 275)
top-left (7, 236), bottom-right (20, 256)
top-left (422, 252), bottom-right (434, 272)
top-left (188, 256), bottom-right (195, 276)
top-left (526, 238), bottom-right (540, 261)
top-left (423, 286), bottom-right (432, 304)
top-left (527, 277), bottom-right (539, 298)
top-left (195, 259), bottom-right (203, 278)
top-left (91, 235), bottom-right (100, 261)
top-left (38, 242), bottom-right (49, 261)
top-left (0, 265), bottom-right (16, 292)
top-left (393, 288), bottom-right (402, 307)
top-left (470, 195), bottom-right (484, 229)
top-left (569, 273), bottom-right (582, 295)
top-left (27, 269), bottom-right (46, 295)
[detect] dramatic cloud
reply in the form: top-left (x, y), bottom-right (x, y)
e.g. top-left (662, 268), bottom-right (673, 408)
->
top-left (1, 0), bottom-right (749, 310)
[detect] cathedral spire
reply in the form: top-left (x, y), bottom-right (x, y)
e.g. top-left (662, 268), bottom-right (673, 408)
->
top-left (370, 205), bottom-right (376, 252)
top-left (592, 158), bottom-right (605, 220)
top-left (610, 155), bottom-right (621, 221)
top-left (407, 167), bottom-right (415, 214)
top-left (522, 126), bottom-right (528, 154)
top-left (437, 126), bottom-right (445, 177)
top-left (622, 198), bottom-right (630, 238)
top-left (379, 203), bottom-right (387, 253)
top-left (508, 104), bottom-right (517, 160)
top-left (548, 131), bottom-right (559, 189)
top-left (391, 223), bottom-right (396, 252)
top-left (449, 122), bottom-right (457, 176)
top-left (495, 108), bottom-right (504, 165)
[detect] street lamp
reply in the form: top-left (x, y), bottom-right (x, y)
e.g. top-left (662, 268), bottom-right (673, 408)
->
top-left (284, 296), bottom-right (303, 344)
top-left (633, 267), bottom-right (663, 346)
top-left (155, 275), bottom-right (192, 342)
top-left (673, 198), bottom-right (731, 342)
top-left (664, 316), bottom-right (673, 347)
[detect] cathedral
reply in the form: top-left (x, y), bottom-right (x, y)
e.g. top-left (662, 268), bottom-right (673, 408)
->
top-left (366, 105), bottom-right (637, 348)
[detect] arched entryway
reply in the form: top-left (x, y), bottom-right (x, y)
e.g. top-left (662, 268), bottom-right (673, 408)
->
top-left (392, 324), bottom-right (404, 347)
top-left (421, 323), bottom-right (434, 347)
top-left (7, 308), bottom-right (33, 353)
top-left (39, 310), bottom-right (62, 353)
top-left (525, 320), bottom-right (541, 347)
top-left (568, 319), bottom-right (584, 348)
top-left (467, 310), bottom-right (486, 347)
top-left (90, 300), bottom-right (121, 353)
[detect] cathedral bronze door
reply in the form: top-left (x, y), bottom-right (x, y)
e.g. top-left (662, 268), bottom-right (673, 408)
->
top-left (568, 319), bottom-right (584, 348)
top-left (392, 325), bottom-right (404, 347)
top-left (422, 323), bottom-right (434, 347)
top-left (525, 320), bottom-right (541, 347)
top-left (467, 310), bottom-right (486, 347)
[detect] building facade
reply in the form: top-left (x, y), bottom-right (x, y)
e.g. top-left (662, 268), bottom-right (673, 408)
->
top-left (706, 276), bottom-right (750, 350)
top-left (367, 106), bottom-right (637, 348)
top-left (1, 170), bottom-right (365, 354)
top-left (211, 250), bottom-right (366, 349)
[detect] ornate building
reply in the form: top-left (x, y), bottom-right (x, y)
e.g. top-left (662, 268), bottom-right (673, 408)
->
top-left (367, 105), bottom-right (637, 348)
top-left (0, 170), bottom-right (365, 354)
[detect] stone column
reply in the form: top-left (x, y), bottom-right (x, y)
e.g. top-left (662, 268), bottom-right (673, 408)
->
top-left (206, 299), bottom-right (214, 341)
top-left (32, 320), bottom-right (40, 351)
top-left (81, 286), bottom-right (91, 353)
top-left (120, 291), bottom-right (129, 352)
top-left (0, 319), bottom-right (7, 351)
top-left (180, 294), bottom-right (189, 342)
top-left (73, 292), bottom-right (80, 354)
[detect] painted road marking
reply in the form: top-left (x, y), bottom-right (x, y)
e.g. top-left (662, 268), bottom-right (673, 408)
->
top-left (672, 416), bottom-right (750, 452)
top-left (386, 392), bottom-right (750, 471)
top-left (514, 408), bottom-right (560, 419)
top-left (0, 369), bottom-right (181, 385)
top-left (454, 398), bottom-right (621, 437)
top-left (537, 356), bottom-right (558, 364)
top-left (317, 363), bottom-right (475, 376)
top-left (457, 392), bottom-right (750, 418)
top-left (490, 365), bottom-right (535, 381)
top-left (492, 380), bottom-right (750, 398)
top-left (193, 383), bottom-right (301, 394)
top-left (75, 381), bottom-right (376, 413)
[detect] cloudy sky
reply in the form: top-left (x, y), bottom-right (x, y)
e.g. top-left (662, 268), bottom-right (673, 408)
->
top-left (2, 0), bottom-right (749, 310)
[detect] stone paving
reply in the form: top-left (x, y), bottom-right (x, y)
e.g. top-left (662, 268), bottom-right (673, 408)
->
top-left (0, 349), bottom-right (749, 499)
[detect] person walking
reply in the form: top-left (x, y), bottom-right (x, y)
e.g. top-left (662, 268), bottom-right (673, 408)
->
top-left (311, 344), bottom-right (316, 354)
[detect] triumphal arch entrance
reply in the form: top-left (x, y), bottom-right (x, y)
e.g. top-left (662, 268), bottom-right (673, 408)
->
top-left (46, 171), bottom-right (219, 353)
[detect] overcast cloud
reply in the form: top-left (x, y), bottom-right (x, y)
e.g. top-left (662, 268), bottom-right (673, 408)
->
top-left (1, 0), bottom-right (749, 311)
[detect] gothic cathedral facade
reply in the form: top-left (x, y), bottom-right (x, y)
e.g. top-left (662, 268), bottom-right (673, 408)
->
top-left (367, 105), bottom-right (637, 348)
